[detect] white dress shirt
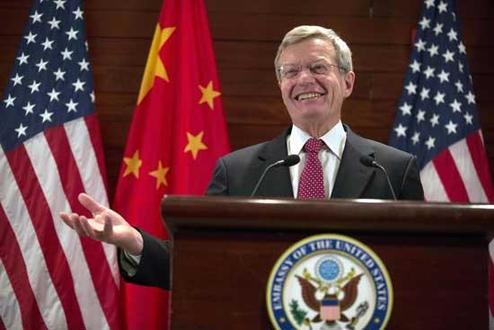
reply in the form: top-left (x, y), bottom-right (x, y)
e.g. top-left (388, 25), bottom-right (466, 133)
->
top-left (287, 122), bottom-right (347, 198)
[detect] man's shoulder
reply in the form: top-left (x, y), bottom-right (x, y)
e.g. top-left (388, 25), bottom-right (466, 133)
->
top-left (220, 129), bottom-right (289, 164)
top-left (220, 140), bottom-right (271, 166)
top-left (347, 128), bottom-right (414, 161)
top-left (362, 136), bottom-right (412, 158)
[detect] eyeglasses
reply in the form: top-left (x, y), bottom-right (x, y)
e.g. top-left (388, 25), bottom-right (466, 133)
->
top-left (277, 61), bottom-right (342, 80)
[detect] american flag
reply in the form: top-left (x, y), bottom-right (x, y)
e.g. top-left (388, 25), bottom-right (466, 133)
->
top-left (390, 0), bottom-right (493, 203)
top-left (389, 0), bottom-right (494, 326)
top-left (0, 0), bottom-right (120, 329)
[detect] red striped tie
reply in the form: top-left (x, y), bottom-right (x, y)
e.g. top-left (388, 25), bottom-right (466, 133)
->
top-left (298, 138), bottom-right (325, 199)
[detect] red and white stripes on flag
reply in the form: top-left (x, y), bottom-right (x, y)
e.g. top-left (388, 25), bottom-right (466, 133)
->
top-left (389, 1), bottom-right (494, 326)
top-left (0, 116), bottom-right (120, 329)
top-left (419, 129), bottom-right (494, 325)
top-left (420, 130), bottom-right (493, 203)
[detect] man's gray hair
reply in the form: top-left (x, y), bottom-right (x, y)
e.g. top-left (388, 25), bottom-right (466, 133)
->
top-left (274, 25), bottom-right (353, 81)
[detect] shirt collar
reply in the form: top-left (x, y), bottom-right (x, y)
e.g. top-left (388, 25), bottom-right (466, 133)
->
top-left (288, 121), bottom-right (347, 160)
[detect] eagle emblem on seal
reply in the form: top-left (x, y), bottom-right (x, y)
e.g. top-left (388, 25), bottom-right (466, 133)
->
top-left (293, 256), bottom-right (369, 330)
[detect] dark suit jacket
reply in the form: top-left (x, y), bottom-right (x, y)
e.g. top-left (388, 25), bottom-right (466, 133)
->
top-left (207, 125), bottom-right (424, 200)
top-left (123, 125), bottom-right (424, 289)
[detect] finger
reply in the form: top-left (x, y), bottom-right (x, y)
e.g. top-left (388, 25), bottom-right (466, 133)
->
top-left (102, 214), bottom-right (113, 239)
top-left (79, 215), bottom-right (96, 237)
top-left (59, 212), bottom-right (75, 229)
top-left (78, 193), bottom-right (105, 215)
top-left (82, 214), bottom-right (109, 241)
top-left (70, 214), bottom-right (87, 236)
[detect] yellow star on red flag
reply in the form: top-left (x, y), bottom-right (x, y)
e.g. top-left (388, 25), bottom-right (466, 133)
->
top-left (123, 150), bottom-right (142, 178)
top-left (149, 161), bottom-right (170, 189)
top-left (137, 25), bottom-right (176, 104)
top-left (198, 80), bottom-right (221, 110)
top-left (184, 131), bottom-right (208, 159)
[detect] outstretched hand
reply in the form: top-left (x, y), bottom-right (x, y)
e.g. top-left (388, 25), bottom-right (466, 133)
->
top-left (60, 193), bottom-right (143, 255)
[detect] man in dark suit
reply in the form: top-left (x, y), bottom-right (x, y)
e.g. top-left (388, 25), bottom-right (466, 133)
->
top-left (208, 25), bottom-right (422, 200)
top-left (208, 125), bottom-right (422, 200)
top-left (60, 25), bottom-right (423, 290)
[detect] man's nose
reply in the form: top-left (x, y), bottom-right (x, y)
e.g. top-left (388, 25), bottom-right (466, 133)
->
top-left (297, 67), bottom-right (316, 81)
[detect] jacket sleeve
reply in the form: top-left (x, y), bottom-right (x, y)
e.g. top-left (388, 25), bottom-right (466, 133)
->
top-left (119, 229), bottom-right (172, 290)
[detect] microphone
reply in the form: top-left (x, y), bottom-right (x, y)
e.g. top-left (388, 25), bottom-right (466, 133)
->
top-left (360, 155), bottom-right (397, 200)
top-left (250, 154), bottom-right (300, 197)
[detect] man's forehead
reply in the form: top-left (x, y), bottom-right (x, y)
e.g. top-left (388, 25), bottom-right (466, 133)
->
top-left (280, 38), bottom-right (336, 62)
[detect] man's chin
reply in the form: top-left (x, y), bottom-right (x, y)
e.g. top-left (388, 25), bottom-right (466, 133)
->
top-left (296, 106), bottom-right (327, 119)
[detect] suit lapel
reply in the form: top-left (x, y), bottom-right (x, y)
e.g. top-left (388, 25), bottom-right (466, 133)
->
top-left (331, 127), bottom-right (376, 199)
top-left (255, 128), bottom-right (294, 197)
top-left (251, 126), bottom-right (376, 198)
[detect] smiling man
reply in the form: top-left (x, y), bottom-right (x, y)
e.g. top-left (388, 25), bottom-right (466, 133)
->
top-left (208, 25), bottom-right (424, 201)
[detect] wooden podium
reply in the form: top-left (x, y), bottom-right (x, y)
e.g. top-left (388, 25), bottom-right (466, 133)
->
top-left (162, 196), bottom-right (494, 329)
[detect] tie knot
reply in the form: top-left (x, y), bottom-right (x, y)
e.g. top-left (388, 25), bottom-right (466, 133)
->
top-left (304, 138), bottom-right (323, 153)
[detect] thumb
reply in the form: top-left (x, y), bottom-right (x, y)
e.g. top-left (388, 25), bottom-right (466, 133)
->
top-left (78, 193), bottom-right (105, 215)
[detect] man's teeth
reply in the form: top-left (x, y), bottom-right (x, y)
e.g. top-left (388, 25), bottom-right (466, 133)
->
top-left (297, 93), bottom-right (321, 101)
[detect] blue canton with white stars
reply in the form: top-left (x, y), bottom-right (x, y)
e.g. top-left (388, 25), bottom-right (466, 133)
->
top-left (1, 0), bottom-right (95, 152)
top-left (389, 0), bottom-right (479, 170)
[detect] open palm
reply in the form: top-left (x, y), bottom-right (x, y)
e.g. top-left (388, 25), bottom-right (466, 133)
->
top-left (60, 193), bottom-right (143, 255)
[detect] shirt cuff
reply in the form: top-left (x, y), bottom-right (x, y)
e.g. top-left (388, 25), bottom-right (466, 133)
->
top-left (119, 249), bottom-right (142, 277)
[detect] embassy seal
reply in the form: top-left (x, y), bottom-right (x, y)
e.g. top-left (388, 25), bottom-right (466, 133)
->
top-left (266, 234), bottom-right (393, 330)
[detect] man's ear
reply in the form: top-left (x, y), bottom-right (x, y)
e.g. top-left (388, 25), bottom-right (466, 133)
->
top-left (343, 71), bottom-right (355, 98)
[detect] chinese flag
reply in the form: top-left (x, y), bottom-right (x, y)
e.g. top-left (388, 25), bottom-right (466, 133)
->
top-left (112, 0), bottom-right (230, 328)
